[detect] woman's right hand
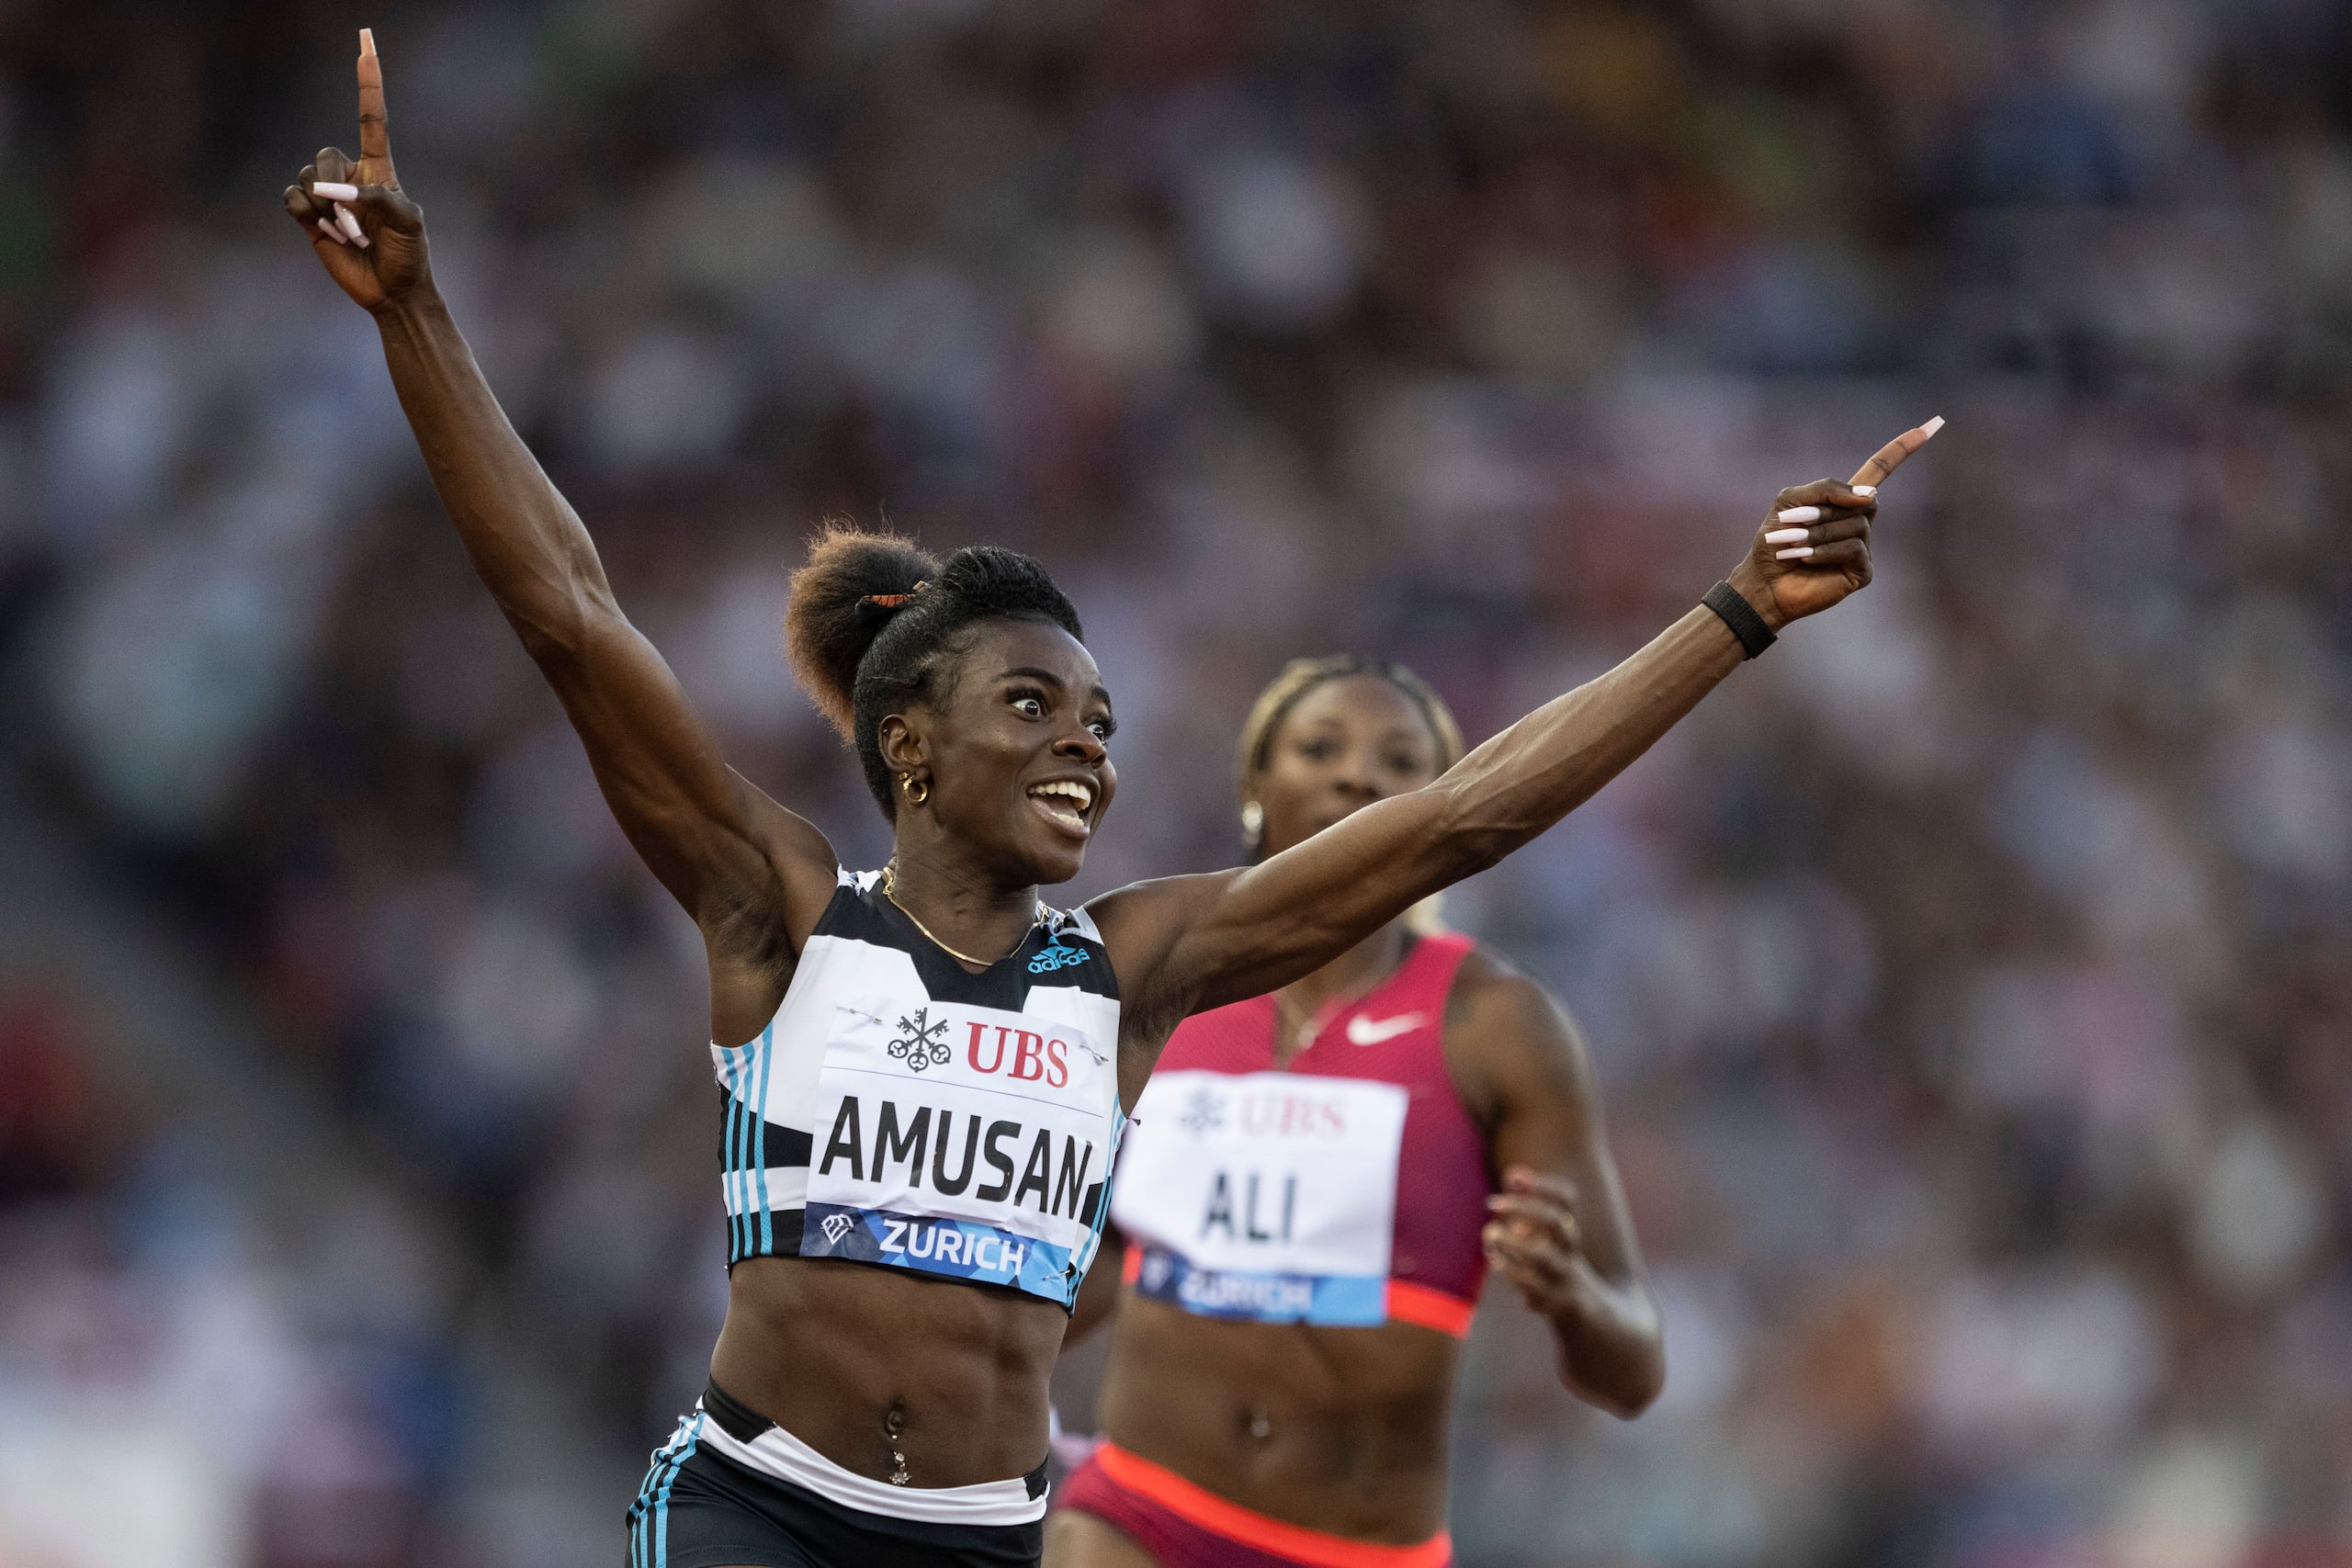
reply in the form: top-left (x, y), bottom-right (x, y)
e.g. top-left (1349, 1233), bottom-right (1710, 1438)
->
top-left (280, 29), bottom-right (430, 313)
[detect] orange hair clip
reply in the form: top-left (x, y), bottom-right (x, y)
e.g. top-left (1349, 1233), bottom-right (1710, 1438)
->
top-left (861, 581), bottom-right (929, 611)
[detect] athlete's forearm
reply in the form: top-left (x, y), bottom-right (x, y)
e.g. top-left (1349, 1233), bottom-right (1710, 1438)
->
top-left (1547, 1270), bottom-right (1665, 1418)
top-left (374, 286), bottom-right (617, 660)
top-left (1426, 605), bottom-right (1742, 873)
top-left (1159, 606), bottom-right (1746, 1012)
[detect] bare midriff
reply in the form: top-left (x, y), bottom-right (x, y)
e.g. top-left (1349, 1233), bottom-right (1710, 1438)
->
top-left (710, 1256), bottom-right (1067, 1486)
top-left (1093, 1293), bottom-right (1463, 1544)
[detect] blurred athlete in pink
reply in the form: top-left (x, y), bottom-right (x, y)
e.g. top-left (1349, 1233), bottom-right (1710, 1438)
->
top-left (1047, 657), bottom-right (1661, 1568)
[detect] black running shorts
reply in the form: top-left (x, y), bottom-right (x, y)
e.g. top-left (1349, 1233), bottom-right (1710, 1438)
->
top-left (626, 1385), bottom-right (1047, 1568)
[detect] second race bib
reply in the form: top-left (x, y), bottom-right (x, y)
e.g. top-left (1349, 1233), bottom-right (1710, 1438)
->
top-left (1112, 1070), bottom-right (1408, 1327)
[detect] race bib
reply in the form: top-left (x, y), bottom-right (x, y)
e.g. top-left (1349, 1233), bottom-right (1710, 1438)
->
top-left (802, 995), bottom-right (1119, 1305)
top-left (1112, 1071), bottom-right (1408, 1327)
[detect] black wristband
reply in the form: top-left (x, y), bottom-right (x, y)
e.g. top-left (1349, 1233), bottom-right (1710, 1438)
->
top-left (1702, 581), bottom-right (1776, 659)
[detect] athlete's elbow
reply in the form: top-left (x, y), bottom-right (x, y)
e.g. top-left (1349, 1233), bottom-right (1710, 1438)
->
top-left (512, 611), bottom-right (579, 666)
top-left (511, 580), bottom-right (620, 667)
top-left (1611, 1355), bottom-right (1668, 1418)
top-left (1574, 1348), bottom-right (1666, 1419)
top-left (1559, 1316), bottom-right (1666, 1417)
top-left (1426, 791), bottom-right (1521, 881)
top-left (1450, 834), bottom-right (1514, 882)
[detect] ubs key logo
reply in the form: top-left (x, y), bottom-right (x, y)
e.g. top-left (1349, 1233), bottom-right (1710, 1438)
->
top-left (888, 1008), bottom-right (953, 1072)
top-left (1177, 1087), bottom-right (1225, 1136)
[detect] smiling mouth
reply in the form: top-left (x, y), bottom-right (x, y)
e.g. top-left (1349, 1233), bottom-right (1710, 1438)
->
top-left (1027, 779), bottom-right (1095, 835)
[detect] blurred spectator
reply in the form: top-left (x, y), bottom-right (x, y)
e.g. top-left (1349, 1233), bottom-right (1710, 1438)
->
top-left (0, 988), bottom-right (457, 1567)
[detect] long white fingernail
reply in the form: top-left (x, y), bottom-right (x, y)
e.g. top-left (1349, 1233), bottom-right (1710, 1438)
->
top-left (1852, 485), bottom-right (1876, 498)
top-left (1776, 546), bottom-right (1815, 560)
top-left (317, 216), bottom-right (347, 245)
top-left (1764, 527), bottom-right (1811, 546)
top-left (1776, 506), bottom-right (1823, 525)
top-left (312, 181), bottom-right (360, 202)
top-left (1921, 415), bottom-right (1946, 438)
top-left (334, 203), bottom-right (371, 248)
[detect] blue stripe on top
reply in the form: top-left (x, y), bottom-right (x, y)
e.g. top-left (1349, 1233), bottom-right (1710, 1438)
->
top-left (724, 1043), bottom-right (742, 1259)
top-left (729, 1047), bottom-right (750, 1260)
top-left (718, 1051), bottom-right (739, 1262)
top-left (755, 1022), bottom-right (775, 1253)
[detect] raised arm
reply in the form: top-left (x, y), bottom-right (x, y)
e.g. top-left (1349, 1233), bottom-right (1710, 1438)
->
top-left (1098, 424), bottom-right (1939, 1025)
top-left (282, 33), bottom-right (835, 980)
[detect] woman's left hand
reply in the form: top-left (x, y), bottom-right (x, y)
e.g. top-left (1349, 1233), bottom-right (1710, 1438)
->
top-left (1483, 1165), bottom-right (1609, 1323)
top-left (1725, 418), bottom-right (1942, 630)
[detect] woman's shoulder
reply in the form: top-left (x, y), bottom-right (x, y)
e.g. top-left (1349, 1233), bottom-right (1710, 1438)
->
top-left (1443, 938), bottom-right (1548, 1017)
top-left (1439, 940), bottom-right (1593, 1120)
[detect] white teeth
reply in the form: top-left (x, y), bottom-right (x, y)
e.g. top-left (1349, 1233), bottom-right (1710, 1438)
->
top-left (1028, 780), bottom-right (1093, 814)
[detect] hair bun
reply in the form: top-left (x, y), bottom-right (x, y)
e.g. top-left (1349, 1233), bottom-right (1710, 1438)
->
top-left (786, 525), bottom-right (941, 739)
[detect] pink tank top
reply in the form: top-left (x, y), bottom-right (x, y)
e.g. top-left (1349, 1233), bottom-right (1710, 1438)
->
top-left (1116, 933), bottom-right (1490, 1336)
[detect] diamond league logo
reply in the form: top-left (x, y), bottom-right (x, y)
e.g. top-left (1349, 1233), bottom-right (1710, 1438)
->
top-left (1140, 1250), bottom-right (1174, 1291)
top-left (819, 1213), bottom-right (856, 1245)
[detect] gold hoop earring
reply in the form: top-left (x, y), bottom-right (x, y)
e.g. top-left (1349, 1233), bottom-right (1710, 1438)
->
top-left (1240, 801), bottom-right (1263, 843)
top-left (902, 775), bottom-right (930, 807)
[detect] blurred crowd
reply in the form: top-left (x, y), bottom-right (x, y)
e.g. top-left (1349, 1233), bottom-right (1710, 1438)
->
top-left (2, 0), bottom-right (2349, 1563)
top-left (0, 983), bottom-right (469, 1567)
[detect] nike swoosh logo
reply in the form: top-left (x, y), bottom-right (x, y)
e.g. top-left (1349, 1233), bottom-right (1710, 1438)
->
top-left (1345, 1012), bottom-right (1429, 1046)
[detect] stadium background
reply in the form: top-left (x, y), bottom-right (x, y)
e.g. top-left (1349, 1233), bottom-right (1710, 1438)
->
top-left (1, 1), bottom-right (2348, 1563)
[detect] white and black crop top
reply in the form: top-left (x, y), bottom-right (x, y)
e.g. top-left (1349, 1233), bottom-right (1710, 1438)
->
top-left (712, 868), bottom-right (1125, 1311)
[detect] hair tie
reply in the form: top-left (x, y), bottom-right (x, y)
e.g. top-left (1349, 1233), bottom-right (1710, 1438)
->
top-left (861, 581), bottom-right (929, 612)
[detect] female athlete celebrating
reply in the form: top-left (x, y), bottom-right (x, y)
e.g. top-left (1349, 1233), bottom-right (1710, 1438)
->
top-left (283, 30), bottom-right (1934, 1568)
top-left (1047, 658), bottom-right (1657, 1568)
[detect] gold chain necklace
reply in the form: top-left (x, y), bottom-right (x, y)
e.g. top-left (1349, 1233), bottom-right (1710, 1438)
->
top-left (1271, 935), bottom-right (1412, 1063)
top-left (880, 863), bottom-right (1043, 969)
top-left (1271, 991), bottom-right (1331, 1062)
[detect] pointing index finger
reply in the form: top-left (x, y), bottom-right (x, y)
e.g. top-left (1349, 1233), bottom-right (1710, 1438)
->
top-left (1849, 415), bottom-right (1944, 489)
top-left (356, 28), bottom-right (394, 183)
